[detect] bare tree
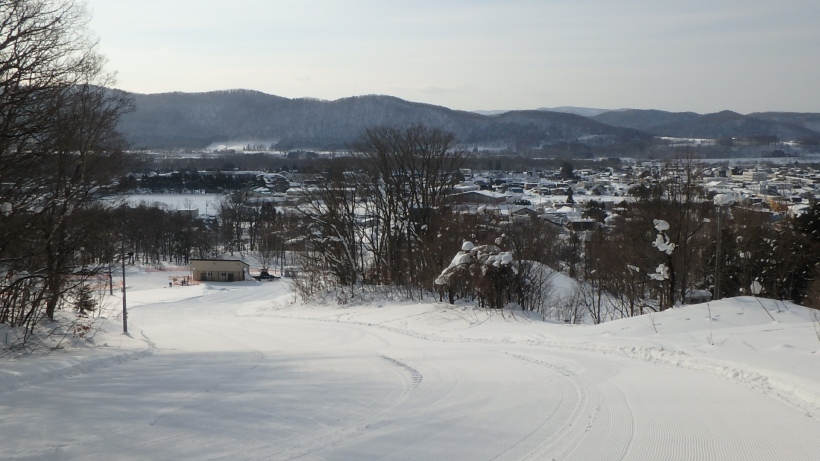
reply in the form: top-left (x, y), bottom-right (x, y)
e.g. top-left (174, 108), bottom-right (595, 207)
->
top-left (297, 171), bottom-right (364, 287)
top-left (604, 158), bottom-right (710, 310)
top-left (351, 124), bottom-right (466, 288)
top-left (503, 215), bottom-right (560, 313)
top-left (0, 1), bottom-right (131, 329)
top-left (216, 191), bottom-right (253, 256)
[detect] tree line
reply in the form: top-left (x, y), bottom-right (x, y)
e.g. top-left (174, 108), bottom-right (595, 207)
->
top-left (0, 0), bottom-right (130, 338)
top-left (295, 137), bottom-right (820, 321)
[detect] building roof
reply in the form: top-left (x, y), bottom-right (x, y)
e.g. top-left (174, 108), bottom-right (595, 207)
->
top-left (190, 259), bottom-right (250, 266)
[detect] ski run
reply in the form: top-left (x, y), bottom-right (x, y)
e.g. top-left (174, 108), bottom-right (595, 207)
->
top-left (2, 266), bottom-right (820, 460)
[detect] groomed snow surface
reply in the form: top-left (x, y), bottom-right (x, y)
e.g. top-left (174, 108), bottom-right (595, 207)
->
top-left (2, 267), bottom-right (820, 460)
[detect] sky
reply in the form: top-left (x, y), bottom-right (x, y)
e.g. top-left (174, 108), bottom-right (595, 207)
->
top-left (86, 0), bottom-right (820, 114)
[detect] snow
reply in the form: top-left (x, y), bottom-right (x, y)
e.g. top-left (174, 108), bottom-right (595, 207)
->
top-left (653, 219), bottom-right (670, 232)
top-left (2, 267), bottom-right (820, 459)
top-left (124, 193), bottom-right (222, 213)
top-left (650, 263), bottom-right (670, 280)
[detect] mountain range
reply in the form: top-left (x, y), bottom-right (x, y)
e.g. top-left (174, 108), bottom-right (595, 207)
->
top-left (591, 109), bottom-right (820, 141)
top-left (116, 89), bottom-right (820, 151)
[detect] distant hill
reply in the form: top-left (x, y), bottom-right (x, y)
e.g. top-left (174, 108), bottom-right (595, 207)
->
top-left (117, 90), bottom-right (648, 150)
top-left (649, 111), bottom-right (820, 140)
top-left (593, 109), bottom-right (820, 141)
top-left (747, 112), bottom-right (820, 134)
top-left (538, 106), bottom-right (614, 117)
top-left (592, 109), bottom-right (701, 131)
top-left (115, 90), bottom-right (820, 149)
top-left (472, 110), bottom-right (510, 116)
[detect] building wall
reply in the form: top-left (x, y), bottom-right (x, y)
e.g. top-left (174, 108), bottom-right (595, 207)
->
top-left (453, 191), bottom-right (506, 204)
top-left (190, 260), bottom-right (249, 282)
top-left (741, 171), bottom-right (768, 182)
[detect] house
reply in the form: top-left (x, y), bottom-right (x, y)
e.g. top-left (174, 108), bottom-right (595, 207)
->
top-left (685, 289), bottom-right (712, 304)
top-left (176, 208), bottom-right (198, 219)
top-left (511, 206), bottom-right (539, 219)
top-left (451, 190), bottom-right (507, 204)
top-left (566, 219), bottom-right (597, 232)
top-left (190, 259), bottom-right (250, 282)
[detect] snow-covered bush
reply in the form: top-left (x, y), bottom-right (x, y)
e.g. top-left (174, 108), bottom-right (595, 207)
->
top-left (434, 240), bottom-right (516, 309)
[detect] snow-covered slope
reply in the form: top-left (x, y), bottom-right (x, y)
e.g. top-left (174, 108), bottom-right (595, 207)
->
top-left (2, 267), bottom-right (819, 460)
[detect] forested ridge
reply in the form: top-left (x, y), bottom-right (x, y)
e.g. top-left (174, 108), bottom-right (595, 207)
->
top-left (119, 90), bottom-right (820, 152)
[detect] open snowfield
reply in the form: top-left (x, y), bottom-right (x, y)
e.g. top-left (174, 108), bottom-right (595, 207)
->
top-left (124, 193), bottom-right (222, 213)
top-left (2, 267), bottom-right (820, 460)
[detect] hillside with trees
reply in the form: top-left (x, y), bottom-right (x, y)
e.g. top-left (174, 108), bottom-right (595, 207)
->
top-left (593, 109), bottom-right (820, 142)
top-left (118, 91), bottom-right (820, 152)
top-left (118, 91), bottom-right (650, 150)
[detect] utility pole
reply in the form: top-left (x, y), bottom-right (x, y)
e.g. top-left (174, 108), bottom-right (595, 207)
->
top-left (121, 240), bottom-right (130, 333)
top-left (715, 208), bottom-right (722, 300)
top-left (713, 194), bottom-right (734, 301)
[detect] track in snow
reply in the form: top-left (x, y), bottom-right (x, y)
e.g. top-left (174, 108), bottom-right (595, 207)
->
top-left (2, 282), bottom-right (820, 460)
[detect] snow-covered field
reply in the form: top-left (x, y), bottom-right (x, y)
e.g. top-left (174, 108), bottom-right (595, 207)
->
top-left (124, 193), bottom-right (222, 213)
top-left (2, 267), bottom-right (820, 460)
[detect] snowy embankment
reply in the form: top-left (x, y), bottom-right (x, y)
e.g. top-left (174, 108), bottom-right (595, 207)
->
top-left (0, 269), bottom-right (184, 393)
top-left (0, 267), bottom-right (208, 391)
top-left (3, 266), bottom-right (820, 460)
top-left (260, 294), bottom-right (820, 417)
